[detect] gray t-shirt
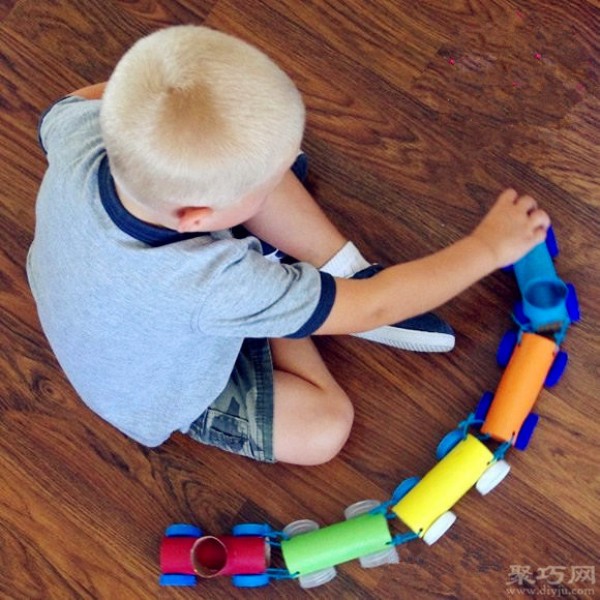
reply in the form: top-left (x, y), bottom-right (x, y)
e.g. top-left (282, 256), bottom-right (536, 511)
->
top-left (27, 97), bottom-right (335, 447)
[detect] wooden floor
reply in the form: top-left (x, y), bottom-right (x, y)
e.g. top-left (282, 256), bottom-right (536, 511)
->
top-left (1, 1), bottom-right (599, 598)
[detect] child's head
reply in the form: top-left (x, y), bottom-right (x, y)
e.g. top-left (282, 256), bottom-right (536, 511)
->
top-left (100, 26), bottom-right (305, 227)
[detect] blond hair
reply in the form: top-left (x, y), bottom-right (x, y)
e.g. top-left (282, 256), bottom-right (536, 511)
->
top-left (100, 26), bottom-right (305, 210)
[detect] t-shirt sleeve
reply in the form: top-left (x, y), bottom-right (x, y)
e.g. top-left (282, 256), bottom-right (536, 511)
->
top-left (38, 95), bottom-right (101, 160)
top-left (193, 240), bottom-right (336, 339)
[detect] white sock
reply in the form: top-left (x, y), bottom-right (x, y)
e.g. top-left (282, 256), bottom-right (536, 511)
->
top-left (319, 241), bottom-right (371, 278)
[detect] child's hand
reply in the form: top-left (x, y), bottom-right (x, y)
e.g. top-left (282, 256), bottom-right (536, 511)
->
top-left (470, 189), bottom-right (551, 269)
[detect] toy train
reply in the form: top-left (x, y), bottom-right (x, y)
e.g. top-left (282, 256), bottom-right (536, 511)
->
top-left (159, 228), bottom-right (579, 589)
top-left (159, 433), bottom-right (510, 589)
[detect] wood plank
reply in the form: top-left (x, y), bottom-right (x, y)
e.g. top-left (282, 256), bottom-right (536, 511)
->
top-left (0, 1), bottom-right (598, 598)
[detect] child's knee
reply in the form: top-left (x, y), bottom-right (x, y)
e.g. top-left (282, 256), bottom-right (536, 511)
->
top-left (306, 388), bottom-right (354, 465)
top-left (273, 377), bottom-right (354, 465)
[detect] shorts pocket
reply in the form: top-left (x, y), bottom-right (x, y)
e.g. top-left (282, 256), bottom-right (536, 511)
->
top-left (201, 408), bottom-right (249, 454)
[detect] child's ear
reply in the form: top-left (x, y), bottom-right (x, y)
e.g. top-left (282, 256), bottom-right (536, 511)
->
top-left (177, 206), bottom-right (214, 233)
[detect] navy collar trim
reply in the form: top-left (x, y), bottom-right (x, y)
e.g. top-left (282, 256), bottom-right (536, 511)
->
top-left (98, 155), bottom-right (207, 247)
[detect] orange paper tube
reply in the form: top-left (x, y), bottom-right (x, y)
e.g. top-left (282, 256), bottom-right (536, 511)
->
top-left (481, 333), bottom-right (557, 443)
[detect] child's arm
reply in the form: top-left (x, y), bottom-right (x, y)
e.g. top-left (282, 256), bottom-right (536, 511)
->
top-left (68, 82), bottom-right (106, 100)
top-left (315, 189), bottom-right (550, 335)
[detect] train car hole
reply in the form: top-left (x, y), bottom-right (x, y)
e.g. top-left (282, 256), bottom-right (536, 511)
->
top-left (525, 280), bottom-right (567, 309)
top-left (192, 536), bottom-right (228, 577)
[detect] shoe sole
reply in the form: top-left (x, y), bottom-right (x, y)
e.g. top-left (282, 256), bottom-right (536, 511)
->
top-left (351, 328), bottom-right (456, 352)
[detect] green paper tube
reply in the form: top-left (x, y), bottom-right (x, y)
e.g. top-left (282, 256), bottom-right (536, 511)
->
top-left (281, 513), bottom-right (392, 576)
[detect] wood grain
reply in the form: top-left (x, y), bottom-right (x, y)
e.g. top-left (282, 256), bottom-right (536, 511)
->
top-left (0, 1), bottom-right (598, 598)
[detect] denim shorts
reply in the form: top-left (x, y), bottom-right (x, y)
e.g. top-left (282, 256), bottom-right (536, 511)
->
top-left (187, 338), bottom-right (275, 463)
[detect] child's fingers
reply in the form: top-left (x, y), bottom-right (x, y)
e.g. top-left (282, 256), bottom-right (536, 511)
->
top-left (529, 208), bottom-right (551, 232)
top-left (532, 225), bottom-right (549, 245)
top-left (516, 194), bottom-right (538, 214)
top-left (498, 188), bottom-right (519, 205)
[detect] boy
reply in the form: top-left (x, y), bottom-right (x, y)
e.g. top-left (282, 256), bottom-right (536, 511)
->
top-left (27, 26), bottom-right (550, 465)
